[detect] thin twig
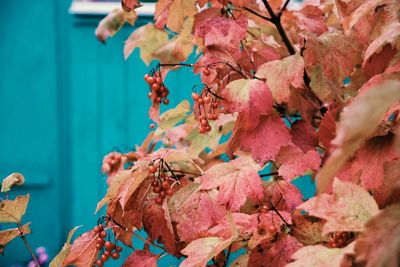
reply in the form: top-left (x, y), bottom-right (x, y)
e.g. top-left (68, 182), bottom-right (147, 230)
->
top-left (279, 0), bottom-right (292, 16)
top-left (260, 172), bottom-right (279, 177)
top-left (223, 244), bottom-right (232, 267)
top-left (16, 222), bottom-right (40, 267)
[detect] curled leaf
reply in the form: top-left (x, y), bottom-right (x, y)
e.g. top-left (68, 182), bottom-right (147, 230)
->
top-left (1, 173), bottom-right (24, 193)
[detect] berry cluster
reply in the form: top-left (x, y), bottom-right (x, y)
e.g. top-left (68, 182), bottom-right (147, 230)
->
top-left (93, 224), bottom-right (123, 267)
top-left (144, 72), bottom-right (169, 105)
top-left (192, 86), bottom-right (220, 134)
top-left (148, 159), bottom-right (179, 205)
top-left (327, 232), bottom-right (352, 248)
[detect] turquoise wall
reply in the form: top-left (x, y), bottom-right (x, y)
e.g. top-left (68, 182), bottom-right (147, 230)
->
top-left (0, 1), bottom-right (193, 266)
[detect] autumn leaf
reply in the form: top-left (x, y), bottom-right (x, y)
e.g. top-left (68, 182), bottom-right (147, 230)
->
top-left (117, 168), bottom-right (149, 209)
top-left (1, 173), bottom-right (24, 193)
top-left (206, 212), bottom-right (257, 239)
top-left (158, 100), bottom-right (190, 130)
top-left (142, 202), bottom-right (177, 254)
top-left (264, 180), bottom-right (303, 213)
top-left (248, 235), bottom-right (303, 267)
top-left (124, 23), bottom-right (169, 64)
top-left (96, 170), bottom-right (133, 212)
top-left (256, 54), bottom-right (304, 104)
top-left (122, 250), bottom-right (158, 267)
top-left (166, 0), bottom-right (197, 33)
top-left (95, 9), bottom-right (137, 43)
top-left (62, 230), bottom-right (98, 267)
top-left (303, 30), bottom-right (362, 88)
top-left (50, 226), bottom-right (81, 267)
top-left (0, 194), bottom-right (29, 223)
top-left (354, 204), bottom-right (400, 267)
top-left (290, 120), bottom-right (318, 153)
top-left (194, 14), bottom-right (248, 59)
top-left (0, 222), bottom-right (31, 254)
top-left (275, 145), bottom-right (321, 181)
top-left (292, 212), bottom-right (328, 245)
top-left (227, 114), bottom-right (292, 163)
top-left (168, 183), bottom-right (226, 242)
top-left (282, 6), bottom-right (328, 36)
top-left (316, 79), bottom-right (400, 193)
top-left (199, 156), bottom-right (263, 211)
top-left (298, 178), bottom-right (379, 234)
top-left (286, 243), bottom-right (355, 267)
top-left (180, 235), bottom-right (237, 267)
top-left (248, 211), bottom-right (292, 249)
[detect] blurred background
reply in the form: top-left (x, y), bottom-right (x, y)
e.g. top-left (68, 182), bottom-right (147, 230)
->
top-left (0, 1), bottom-right (310, 266)
top-left (0, 0), bottom-right (195, 266)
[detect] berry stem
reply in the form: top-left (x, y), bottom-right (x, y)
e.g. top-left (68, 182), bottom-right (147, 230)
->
top-left (17, 222), bottom-right (40, 267)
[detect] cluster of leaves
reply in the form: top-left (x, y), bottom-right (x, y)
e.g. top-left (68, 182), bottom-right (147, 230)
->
top-left (56, 0), bottom-right (400, 266)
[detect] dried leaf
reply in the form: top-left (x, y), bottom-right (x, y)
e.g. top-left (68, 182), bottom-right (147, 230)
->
top-left (298, 178), bottom-right (379, 234)
top-left (122, 250), bottom-right (158, 267)
top-left (95, 9), bottom-right (137, 43)
top-left (50, 226), bottom-right (81, 267)
top-left (316, 79), bottom-right (400, 193)
top-left (286, 243), bottom-right (355, 267)
top-left (0, 194), bottom-right (30, 223)
top-left (1, 173), bottom-right (24, 193)
top-left (354, 204), bottom-right (400, 267)
top-left (0, 222), bottom-right (31, 254)
top-left (62, 230), bottom-right (98, 267)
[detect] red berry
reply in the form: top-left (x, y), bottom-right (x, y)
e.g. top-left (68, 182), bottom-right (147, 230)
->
top-left (160, 191), bottom-right (166, 199)
top-left (104, 250), bottom-right (111, 257)
top-left (162, 180), bottom-right (170, 190)
top-left (147, 76), bottom-right (155, 84)
top-left (151, 83), bottom-right (160, 90)
top-left (96, 243), bottom-right (103, 250)
top-left (96, 259), bottom-right (104, 267)
top-left (101, 254), bottom-right (109, 262)
top-left (205, 125), bottom-right (212, 132)
top-left (203, 95), bottom-right (211, 103)
top-left (200, 119), bottom-right (208, 126)
top-left (105, 241), bottom-right (114, 251)
top-left (212, 102), bottom-right (218, 108)
top-left (94, 225), bottom-right (100, 233)
top-left (97, 237), bottom-right (104, 244)
top-left (150, 123), bottom-right (155, 129)
top-left (202, 67), bottom-right (211, 76)
top-left (100, 230), bottom-right (107, 238)
top-left (144, 74), bottom-right (150, 82)
top-left (155, 197), bottom-right (163, 205)
top-left (99, 224), bottom-right (104, 230)
top-left (268, 226), bottom-right (277, 233)
top-left (148, 92), bottom-right (152, 98)
top-left (155, 77), bottom-right (162, 83)
top-left (111, 252), bottom-right (120, 260)
top-left (199, 127), bottom-right (207, 134)
top-left (192, 92), bottom-right (200, 101)
top-left (151, 180), bottom-right (158, 187)
top-left (149, 165), bottom-right (157, 174)
top-left (198, 98), bottom-right (204, 105)
top-left (153, 186), bottom-right (161, 193)
top-left (166, 189), bottom-right (174, 196)
top-left (156, 97), bottom-right (162, 103)
top-left (116, 246), bottom-right (123, 252)
top-left (163, 98), bottom-right (169, 105)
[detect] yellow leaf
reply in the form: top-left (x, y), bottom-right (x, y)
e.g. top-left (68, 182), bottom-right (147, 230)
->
top-left (0, 194), bottom-right (30, 223)
top-left (50, 226), bottom-right (81, 267)
top-left (159, 100), bottom-right (190, 130)
top-left (0, 222), bottom-right (31, 253)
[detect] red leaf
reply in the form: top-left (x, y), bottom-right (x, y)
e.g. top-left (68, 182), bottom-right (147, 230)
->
top-left (121, 0), bottom-right (142, 12)
top-left (291, 120), bottom-right (318, 153)
top-left (142, 202), bottom-right (177, 254)
top-left (62, 230), bottom-right (98, 267)
top-left (207, 213), bottom-right (257, 239)
top-left (248, 235), bottom-right (303, 267)
top-left (168, 183), bottom-right (226, 242)
top-left (275, 145), bottom-right (321, 181)
top-left (227, 114), bottom-right (292, 163)
top-left (122, 250), bottom-right (158, 267)
top-left (194, 14), bottom-right (248, 59)
top-left (199, 156), bottom-right (263, 211)
top-left (264, 180), bottom-right (303, 213)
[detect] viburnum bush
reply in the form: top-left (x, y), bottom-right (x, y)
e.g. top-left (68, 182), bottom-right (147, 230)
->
top-left (4, 0), bottom-right (399, 266)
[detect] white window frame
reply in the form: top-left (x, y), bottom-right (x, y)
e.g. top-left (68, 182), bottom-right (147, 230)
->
top-left (69, 1), bottom-right (156, 16)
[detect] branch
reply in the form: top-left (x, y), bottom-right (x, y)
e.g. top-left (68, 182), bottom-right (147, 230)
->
top-left (279, 0), bottom-right (292, 17)
top-left (260, 172), bottom-right (278, 177)
top-left (17, 222), bottom-right (40, 267)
